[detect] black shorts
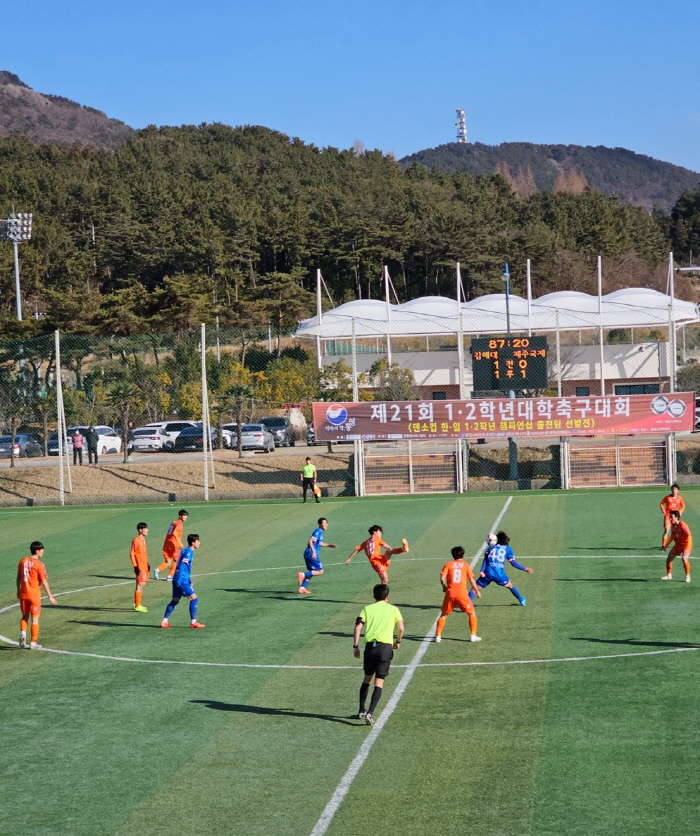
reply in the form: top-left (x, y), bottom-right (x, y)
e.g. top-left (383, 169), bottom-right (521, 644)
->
top-left (363, 641), bottom-right (394, 678)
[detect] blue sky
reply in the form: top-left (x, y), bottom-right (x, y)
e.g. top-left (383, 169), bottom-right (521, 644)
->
top-left (11, 0), bottom-right (700, 170)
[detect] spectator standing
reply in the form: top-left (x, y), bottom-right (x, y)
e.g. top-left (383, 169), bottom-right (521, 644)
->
top-left (72, 430), bottom-right (84, 466)
top-left (126, 420), bottom-right (135, 462)
top-left (86, 426), bottom-right (99, 466)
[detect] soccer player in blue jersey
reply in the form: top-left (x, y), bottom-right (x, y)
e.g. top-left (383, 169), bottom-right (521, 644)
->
top-left (469, 531), bottom-right (532, 606)
top-left (160, 534), bottom-right (205, 628)
top-left (298, 517), bottom-right (336, 594)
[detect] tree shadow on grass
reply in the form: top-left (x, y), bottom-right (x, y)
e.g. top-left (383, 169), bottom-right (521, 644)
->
top-left (190, 699), bottom-right (359, 725)
top-left (56, 605), bottom-right (127, 612)
top-left (571, 637), bottom-right (698, 649)
top-left (556, 578), bottom-right (648, 583)
top-left (68, 619), bottom-right (163, 629)
top-left (91, 575), bottom-right (132, 580)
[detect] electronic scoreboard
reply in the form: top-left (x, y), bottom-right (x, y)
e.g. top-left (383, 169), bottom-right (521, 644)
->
top-left (470, 336), bottom-right (548, 391)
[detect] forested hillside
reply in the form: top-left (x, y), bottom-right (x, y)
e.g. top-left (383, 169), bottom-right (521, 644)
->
top-left (0, 123), bottom-right (695, 341)
top-left (401, 142), bottom-right (700, 212)
top-left (0, 71), bottom-right (132, 150)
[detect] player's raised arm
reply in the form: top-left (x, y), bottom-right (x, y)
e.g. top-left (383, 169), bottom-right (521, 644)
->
top-left (508, 555), bottom-right (533, 574)
top-left (346, 546), bottom-right (361, 565)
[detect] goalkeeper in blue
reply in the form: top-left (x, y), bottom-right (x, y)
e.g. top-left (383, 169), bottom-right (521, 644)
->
top-left (469, 531), bottom-right (532, 606)
top-left (160, 534), bottom-right (205, 628)
top-left (298, 517), bottom-right (337, 594)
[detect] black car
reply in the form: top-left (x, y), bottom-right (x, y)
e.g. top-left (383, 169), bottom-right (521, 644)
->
top-left (260, 416), bottom-right (295, 447)
top-left (173, 425), bottom-right (219, 452)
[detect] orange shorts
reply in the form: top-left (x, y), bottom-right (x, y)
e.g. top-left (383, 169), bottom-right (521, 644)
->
top-left (669, 546), bottom-right (691, 559)
top-left (162, 543), bottom-right (178, 561)
top-left (369, 558), bottom-right (390, 576)
top-left (19, 597), bottom-right (41, 617)
top-left (135, 565), bottom-right (149, 584)
top-left (664, 516), bottom-right (672, 527)
top-left (440, 593), bottom-right (474, 616)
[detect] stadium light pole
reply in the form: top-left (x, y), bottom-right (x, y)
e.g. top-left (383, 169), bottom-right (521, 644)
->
top-left (3, 212), bottom-right (33, 321)
top-left (502, 262), bottom-right (518, 482)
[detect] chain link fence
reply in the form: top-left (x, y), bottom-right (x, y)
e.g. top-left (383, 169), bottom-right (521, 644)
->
top-left (0, 325), bottom-right (356, 506)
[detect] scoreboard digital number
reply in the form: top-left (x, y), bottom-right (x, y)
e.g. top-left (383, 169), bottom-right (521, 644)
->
top-left (470, 336), bottom-right (548, 391)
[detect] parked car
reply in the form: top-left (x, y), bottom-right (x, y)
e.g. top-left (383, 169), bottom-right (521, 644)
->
top-left (260, 416), bottom-right (295, 447)
top-left (48, 426), bottom-right (122, 456)
top-left (145, 420), bottom-right (199, 450)
top-left (0, 433), bottom-right (43, 458)
top-left (173, 425), bottom-right (219, 452)
top-left (223, 423), bottom-right (275, 453)
top-left (131, 426), bottom-right (170, 452)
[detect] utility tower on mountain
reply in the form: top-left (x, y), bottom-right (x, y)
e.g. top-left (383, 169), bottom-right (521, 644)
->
top-left (455, 109), bottom-right (467, 143)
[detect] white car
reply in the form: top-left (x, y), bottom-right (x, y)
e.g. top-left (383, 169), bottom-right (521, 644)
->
top-left (48, 425), bottom-right (122, 457)
top-left (131, 426), bottom-right (169, 452)
top-left (145, 421), bottom-right (199, 450)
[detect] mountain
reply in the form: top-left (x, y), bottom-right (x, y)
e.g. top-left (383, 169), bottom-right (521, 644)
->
top-left (400, 141), bottom-right (700, 212)
top-left (0, 71), bottom-right (133, 149)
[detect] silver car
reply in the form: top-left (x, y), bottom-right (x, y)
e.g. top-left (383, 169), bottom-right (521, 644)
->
top-left (223, 423), bottom-right (275, 453)
top-left (131, 426), bottom-right (169, 452)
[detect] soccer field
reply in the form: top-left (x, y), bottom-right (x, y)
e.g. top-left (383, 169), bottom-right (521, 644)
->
top-left (1, 489), bottom-right (699, 836)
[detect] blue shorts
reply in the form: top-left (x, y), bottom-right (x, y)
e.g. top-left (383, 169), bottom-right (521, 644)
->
top-left (172, 579), bottom-right (196, 598)
top-left (477, 571), bottom-right (509, 588)
top-left (304, 549), bottom-right (322, 572)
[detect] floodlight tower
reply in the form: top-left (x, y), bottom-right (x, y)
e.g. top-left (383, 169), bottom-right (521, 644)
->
top-left (456, 109), bottom-right (467, 143)
top-left (3, 212), bottom-right (33, 321)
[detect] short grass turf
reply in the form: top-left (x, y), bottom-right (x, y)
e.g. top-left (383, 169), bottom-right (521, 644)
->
top-left (1, 489), bottom-right (699, 836)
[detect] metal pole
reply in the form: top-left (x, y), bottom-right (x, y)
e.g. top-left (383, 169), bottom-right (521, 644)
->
top-left (503, 263), bottom-right (517, 482)
top-left (201, 323), bottom-right (209, 501)
top-left (556, 309), bottom-right (562, 397)
top-left (215, 315), bottom-right (221, 363)
top-left (526, 258), bottom-right (532, 336)
top-left (55, 330), bottom-right (64, 506)
top-left (351, 317), bottom-right (359, 402)
top-left (456, 262), bottom-right (465, 399)
top-left (384, 266), bottom-right (392, 365)
top-left (316, 269), bottom-right (323, 370)
top-left (597, 256), bottom-right (605, 396)
top-left (669, 252), bottom-right (676, 393)
top-left (13, 241), bottom-right (22, 321)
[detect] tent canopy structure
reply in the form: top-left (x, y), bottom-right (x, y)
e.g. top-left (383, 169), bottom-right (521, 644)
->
top-left (295, 289), bottom-right (700, 340)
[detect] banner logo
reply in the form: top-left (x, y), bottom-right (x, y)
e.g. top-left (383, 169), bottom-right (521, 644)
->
top-left (326, 404), bottom-right (348, 425)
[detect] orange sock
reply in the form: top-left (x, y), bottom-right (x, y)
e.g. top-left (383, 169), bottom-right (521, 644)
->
top-left (157, 562), bottom-right (169, 573)
top-left (31, 624), bottom-right (39, 643)
top-left (135, 591), bottom-right (142, 607)
top-left (683, 559), bottom-right (690, 576)
top-left (436, 616), bottom-right (446, 637)
top-left (20, 617), bottom-right (28, 632)
top-left (666, 558), bottom-right (673, 574)
top-left (468, 613), bottom-right (478, 635)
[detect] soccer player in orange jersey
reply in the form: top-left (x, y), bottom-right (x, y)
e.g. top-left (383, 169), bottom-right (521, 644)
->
top-left (156, 509), bottom-right (188, 581)
top-left (661, 509), bottom-right (692, 583)
top-left (17, 541), bottom-right (57, 649)
top-left (660, 484), bottom-right (686, 550)
top-left (435, 546), bottom-right (482, 643)
top-left (345, 525), bottom-right (409, 584)
top-left (130, 522), bottom-right (150, 612)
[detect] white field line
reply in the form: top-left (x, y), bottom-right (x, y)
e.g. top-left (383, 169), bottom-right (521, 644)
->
top-left (308, 496), bottom-right (513, 836)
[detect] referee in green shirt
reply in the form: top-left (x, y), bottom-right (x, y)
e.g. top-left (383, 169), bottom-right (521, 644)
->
top-left (300, 457), bottom-right (319, 503)
top-left (353, 583), bottom-right (404, 726)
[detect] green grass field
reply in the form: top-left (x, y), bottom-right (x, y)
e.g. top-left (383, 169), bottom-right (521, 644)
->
top-left (1, 488), bottom-right (699, 836)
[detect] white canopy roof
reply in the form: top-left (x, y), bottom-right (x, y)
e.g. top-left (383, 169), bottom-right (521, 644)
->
top-left (296, 289), bottom-right (700, 339)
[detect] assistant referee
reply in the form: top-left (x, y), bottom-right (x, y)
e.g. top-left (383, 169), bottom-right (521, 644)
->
top-left (353, 583), bottom-right (404, 726)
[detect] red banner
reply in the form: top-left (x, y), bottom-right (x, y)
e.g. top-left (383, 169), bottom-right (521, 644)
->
top-left (312, 393), bottom-right (696, 441)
